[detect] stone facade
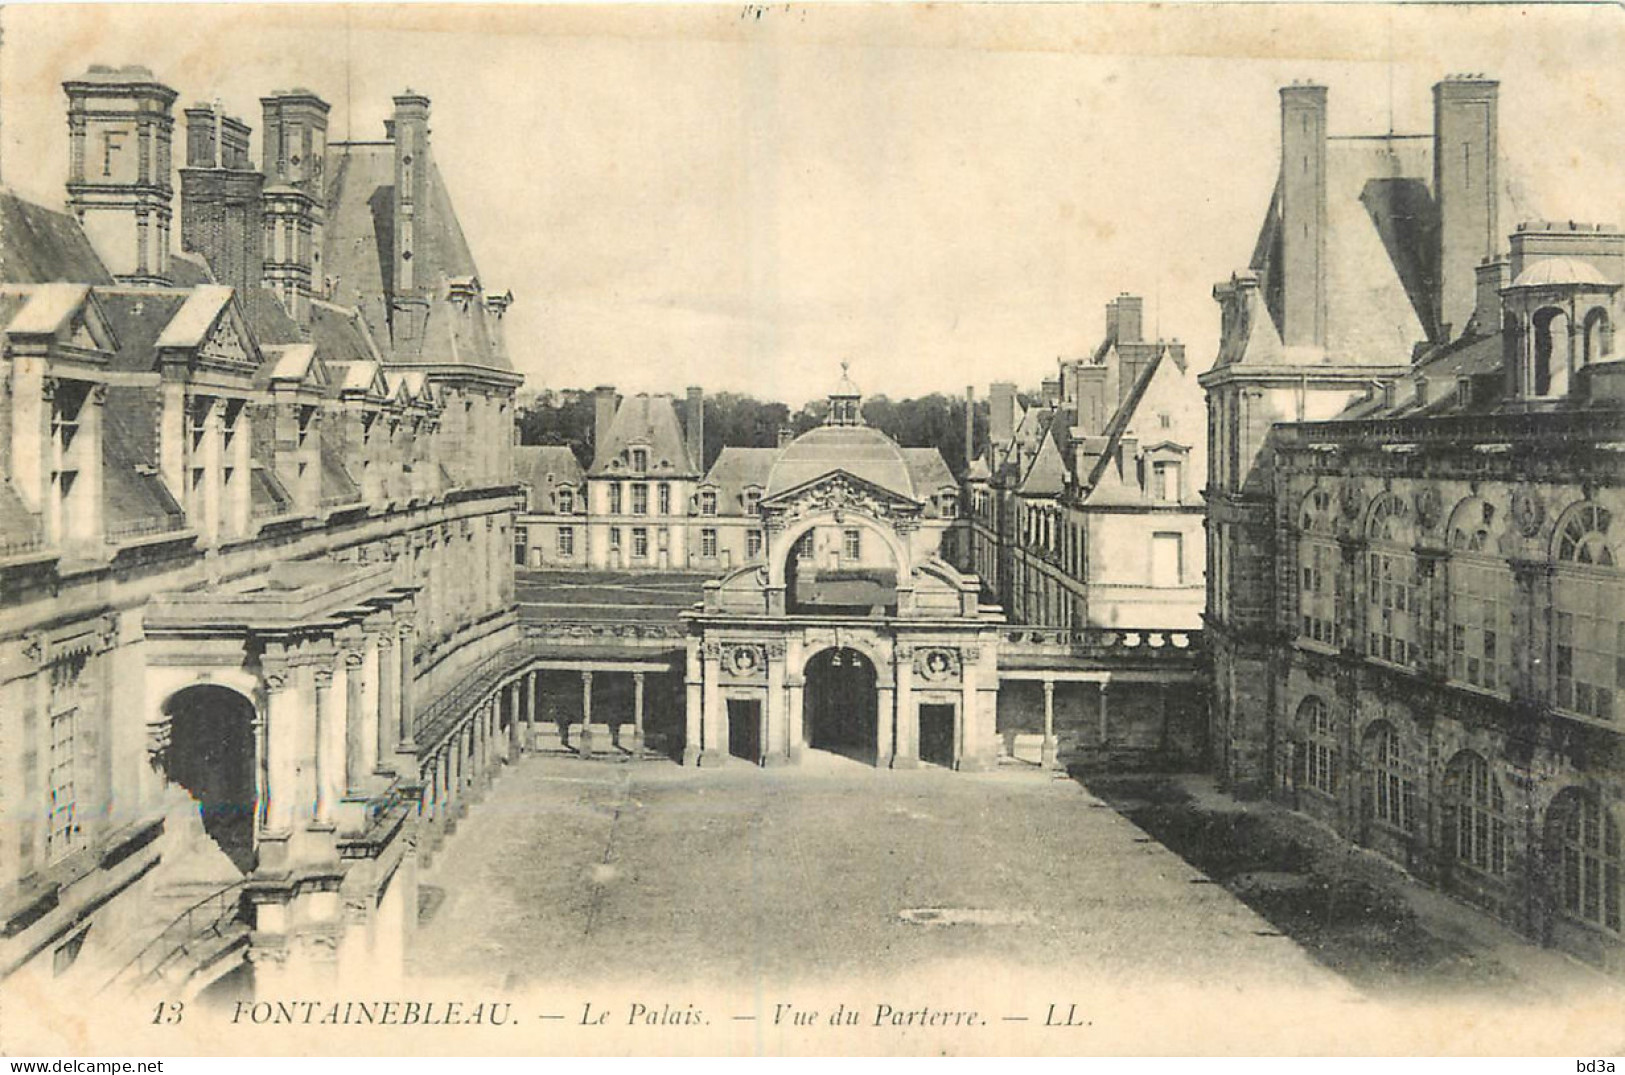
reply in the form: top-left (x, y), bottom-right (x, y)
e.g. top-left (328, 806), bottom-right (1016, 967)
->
top-left (1205, 73), bottom-right (1625, 969)
top-left (0, 67), bottom-right (522, 999)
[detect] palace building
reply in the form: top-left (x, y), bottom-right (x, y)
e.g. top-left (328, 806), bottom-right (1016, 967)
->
top-left (1204, 75), bottom-right (1625, 969)
top-left (0, 66), bottom-right (522, 1001)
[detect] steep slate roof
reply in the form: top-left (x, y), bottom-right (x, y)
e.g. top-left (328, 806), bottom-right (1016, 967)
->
top-left (321, 143), bottom-right (510, 372)
top-left (1249, 135), bottom-right (1447, 364)
top-left (901, 448), bottom-right (957, 496)
top-left (96, 290), bottom-right (191, 373)
top-left (0, 191), bottom-right (114, 285)
top-left (702, 447), bottom-right (777, 511)
top-left (589, 394), bottom-right (697, 476)
top-left (1017, 420), bottom-right (1070, 497)
top-left (102, 385), bottom-right (184, 532)
top-left (515, 445), bottom-right (585, 513)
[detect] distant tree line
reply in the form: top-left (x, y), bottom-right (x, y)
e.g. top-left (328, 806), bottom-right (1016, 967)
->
top-left (518, 389), bottom-right (992, 478)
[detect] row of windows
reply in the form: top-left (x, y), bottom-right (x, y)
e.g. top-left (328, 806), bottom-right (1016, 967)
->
top-left (1295, 701), bottom-right (1621, 936)
top-left (518, 525), bottom-right (769, 563)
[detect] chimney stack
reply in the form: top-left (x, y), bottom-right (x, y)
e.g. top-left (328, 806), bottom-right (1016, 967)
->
top-left (685, 387), bottom-right (704, 472)
top-left (963, 385), bottom-right (975, 472)
top-left (989, 382), bottom-right (1016, 445)
top-left (390, 91), bottom-right (432, 298)
top-left (1470, 258), bottom-right (1509, 338)
top-left (593, 386), bottom-right (617, 467)
top-left (260, 89), bottom-right (330, 325)
top-left (1434, 76), bottom-right (1500, 343)
top-left (180, 104), bottom-right (264, 301)
top-left (1279, 83), bottom-right (1328, 349)
top-left (63, 65), bottom-right (178, 285)
top-left (1106, 293), bottom-right (1143, 344)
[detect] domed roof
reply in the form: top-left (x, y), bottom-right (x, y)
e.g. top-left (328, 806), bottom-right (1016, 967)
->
top-left (766, 424), bottom-right (915, 499)
top-left (1510, 257), bottom-right (1616, 290)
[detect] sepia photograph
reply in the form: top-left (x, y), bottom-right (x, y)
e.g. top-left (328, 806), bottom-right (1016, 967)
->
top-left (0, 0), bottom-right (1621, 1058)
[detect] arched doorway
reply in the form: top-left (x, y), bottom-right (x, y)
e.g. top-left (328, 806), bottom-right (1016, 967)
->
top-left (803, 647), bottom-right (877, 761)
top-left (163, 685), bottom-right (258, 874)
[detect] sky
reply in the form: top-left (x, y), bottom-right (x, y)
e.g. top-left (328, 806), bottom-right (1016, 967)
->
top-left (1, 3), bottom-right (1622, 406)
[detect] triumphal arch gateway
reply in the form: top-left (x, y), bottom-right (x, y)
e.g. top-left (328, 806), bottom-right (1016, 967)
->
top-left (681, 396), bottom-right (1005, 772)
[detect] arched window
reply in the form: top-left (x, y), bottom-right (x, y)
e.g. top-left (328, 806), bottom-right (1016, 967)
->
top-left (1366, 494), bottom-right (1419, 667)
top-left (1447, 497), bottom-right (1511, 693)
top-left (1444, 751), bottom-right (1508, 876)
top-left (1298, 696), bottom-right (1337, 796)
top-left (1582, 307), bottom-right (1613, 367)
top-left (1553, 503), bottom-right (1624, 721)
top-left (1551, 789), bottom-right (1621, 935)
top-left (1532, 307), bottom-right (1571, 397)
top-left (1364, 721), bottom-right (1416, 833)
top-left (1298, 490), bottom-right (1341, 647)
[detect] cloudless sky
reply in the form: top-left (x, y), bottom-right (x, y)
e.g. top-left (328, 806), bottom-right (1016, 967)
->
top-left (2, 3), bottom-right (1621, 405)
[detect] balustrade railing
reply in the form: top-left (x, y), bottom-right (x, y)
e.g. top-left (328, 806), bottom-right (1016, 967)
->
top-left (999, 627), bottom-right (1201, 657)
top-left (105, 513), bottom-right (187, 543)
top-left (98, 879), bottom-right (249, 996)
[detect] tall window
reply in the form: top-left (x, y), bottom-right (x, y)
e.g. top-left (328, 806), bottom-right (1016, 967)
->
top-left (699, 489), bottom-right (717, 516)
top-left (47, 704), bottom-right (80, 862)
top-left (1555, 504), bottom-right (1624, 721)
top-left (1298, 490), bottom-right (1340, 647)
top-left (608, 526), bottom-right (622, 550)
top-left (513, 525), bottom-right (528, 566)
top-left (1151, 533), bottom-right (1183, 588)
top-left (1364, 721), bottom-right (1416, 832)
top-left (557, 487), bottom-right (574, 514)
top-left (1367, 495), bottom-right (1420, 668)
top-left (1151, 461), bottom-right (1181, 502)
top-left (631, 447), bottom-right (648, 473)
top-left (746, 530), bottom-right (763, 560)
top-left (632, 527), bottom-right (648, 559)
top-left (1556, 791), bottom-right (1621, 934)
top-left (557, 526), bottom-right (575, 558)
top-left (608, 483), bottom-right (623, 514)
top-left (1445, 751), bottom-right (1507, 876)
top-left (657, 483), bottom-right (671, 515)
top-left (701, 528), bottom-right (718, 558)
top-left (1299, 696), bottom-right (1337, 796)
top-left (1448, 501), bottom-right (1512, 693)
top-left (631, 483), bottom-right (648, 516)
top-left (842, 528), bottom-right (862, 562)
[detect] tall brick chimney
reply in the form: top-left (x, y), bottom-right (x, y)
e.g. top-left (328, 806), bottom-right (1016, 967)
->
top-left (1279, 82), bottom-right (1328, 349)
top-left (1434, 76), bottom-right (1499, 342)
top-left (180, 104), bottom-right (263, 300)
top-left (685, 386), bottom-right (704, 472)
top-left (1105, 293), bottom-right (1143, 344)
top-left (989, 382), bottom-right (1016, 445)
top-left (390, 92), bottom-right (432, 298)
top-left (260, 89), bottom-right (329, 325)
top-left (593, 386), bottom-right (617, 467)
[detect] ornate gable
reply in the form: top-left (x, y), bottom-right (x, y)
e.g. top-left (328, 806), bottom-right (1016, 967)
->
top-left (760, 469), bottom-right (922, 531)
top-left (201, 312), bottom-right (250, 367)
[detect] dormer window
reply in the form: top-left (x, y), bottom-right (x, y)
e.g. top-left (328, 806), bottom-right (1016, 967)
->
top-left (700, 489), bottom-right (717, 516)
top-left (631, 447), bottom-right (648, 473)
top-left (743, 486), bottom-right (762, 514)
top-left (557, 487), bottom-right (574, 514)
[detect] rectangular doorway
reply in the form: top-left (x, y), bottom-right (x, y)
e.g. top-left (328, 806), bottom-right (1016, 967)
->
top-left (728, 699), bottom-right (762, 764)
top-left (919, 703), bottom-right (956, 767)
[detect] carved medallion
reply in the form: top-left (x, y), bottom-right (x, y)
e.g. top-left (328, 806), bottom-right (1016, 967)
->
top-left (1413, 487), bottom-right (1442, 531)
top-left (1512, 487), bottom-right (1545, 538)
top-left (916, 647), bottom-right (961, 684)
top-left (725, 644), bottom-right (766, 679)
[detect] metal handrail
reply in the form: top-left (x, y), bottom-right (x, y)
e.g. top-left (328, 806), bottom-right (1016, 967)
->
top-left (99, 878), bottom-right (249, 996)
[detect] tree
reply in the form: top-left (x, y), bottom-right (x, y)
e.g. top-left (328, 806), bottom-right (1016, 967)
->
top-left (517, 392), bottom-right (596, 467)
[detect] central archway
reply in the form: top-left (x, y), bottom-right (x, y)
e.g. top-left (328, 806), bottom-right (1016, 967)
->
top-left (803, 647), bottom-right (877, 761)
top-left (163, 685), bottom-right (258, 874)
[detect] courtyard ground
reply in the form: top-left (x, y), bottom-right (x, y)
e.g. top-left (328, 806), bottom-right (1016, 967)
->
top-left (404, 753), bottom-right (1625, 1054)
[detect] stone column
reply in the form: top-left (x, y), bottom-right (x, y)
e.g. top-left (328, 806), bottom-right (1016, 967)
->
top-left (892, 645), bottom-right (918, 769)
top-left (437, 753), bottom-right (451, 821)
top-left (522, 672), bottom-right (535, 753)
top-left (579, 671), bottom-right (596, 758)
top-left (786, 637), bottom-right (805, 765)
top-left (631, 672), bottom-right (646, 756)
top-left (262, 668), bottom-right (299, 846)
top-left (344, 649), bottom-right (368, 793)
top-left (313, 666), bottom-right (337, 826)
top-left (684, 641), bottom-right (703, 766)
top-left (374, 630), bottom-right (398, 773)
top-left (397, 623), bottom-right (417, 752)
top-left (1097, 680), bottom-right (1111, 746)
top-left (700, 643), bottom-right (726, 766)
top-left (508, 683), bottom-right (520, 759)
top-left (875, 681), bottom-right (895, 768)
top-left (1041, 677), bottom-right (1058, 769)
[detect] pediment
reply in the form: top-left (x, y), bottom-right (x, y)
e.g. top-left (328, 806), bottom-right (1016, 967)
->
top-left (202, 310), bottom-right (252, 367)
top-left (760, 469), bottom-right (922, 523)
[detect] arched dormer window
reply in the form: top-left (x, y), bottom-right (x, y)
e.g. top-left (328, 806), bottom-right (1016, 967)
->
top-left (1447, 496), bottom-right (1511, 693)
top-left (1554, 502), bottom-right (1624, 721)
top-left (1366, 493), bottom-right (1420, 668)
top-left (1298, 489), bottom-right (1341, 647)
top-left (556, 486), bottom-right (574, 514)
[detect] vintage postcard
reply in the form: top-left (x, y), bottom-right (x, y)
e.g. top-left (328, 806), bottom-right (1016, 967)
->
top-left (0, 0), bottom-right (1621, 1058)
